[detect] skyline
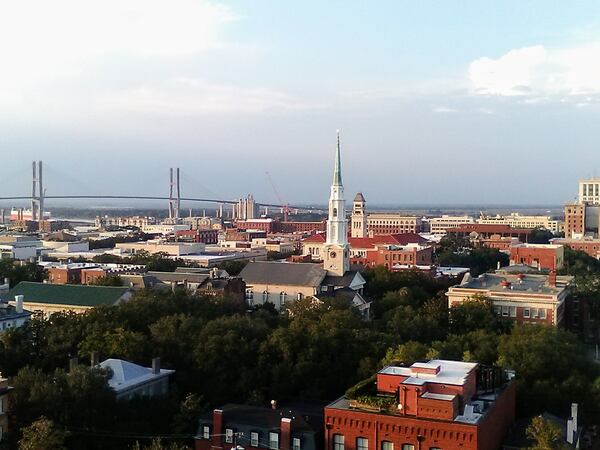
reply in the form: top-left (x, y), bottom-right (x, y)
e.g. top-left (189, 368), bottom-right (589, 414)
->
top-left (2, 1), bottom-right (600, 204)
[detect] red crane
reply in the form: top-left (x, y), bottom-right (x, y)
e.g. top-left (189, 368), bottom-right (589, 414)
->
top-left (265, 171), bottom-right (290, 221)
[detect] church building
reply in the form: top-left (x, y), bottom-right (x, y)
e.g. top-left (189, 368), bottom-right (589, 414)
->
top-left (239, 131), bottom-right (369, 318)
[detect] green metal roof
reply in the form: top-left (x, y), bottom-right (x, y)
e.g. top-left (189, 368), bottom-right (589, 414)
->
top-left (5, 282), bottom-right (129, 307)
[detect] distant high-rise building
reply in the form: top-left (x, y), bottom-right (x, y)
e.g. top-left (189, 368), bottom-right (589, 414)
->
top-left (233, 194), bottom-right (259, 220)
top-left (579, 178), bottom-right (600, 204)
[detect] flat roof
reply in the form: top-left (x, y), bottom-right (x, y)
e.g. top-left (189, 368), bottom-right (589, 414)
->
top-left (456, 272), bottom-right (572, 294)
top-left (379, 360), bottom-right (478, 386)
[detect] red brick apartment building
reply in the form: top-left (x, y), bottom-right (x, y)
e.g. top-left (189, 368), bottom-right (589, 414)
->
top-left (195, 404), bottom-right (323, 450)
top-left (446, 269), bottom-right (573, 327)
top-left (564, 203), bottom-right (586, 238)
top-left (551, 237), bottom-right (600, 259)
top-left (350, 244), bottom-right (433, 270)
top-left (509, 243), bottom-right (564, 271)
top-left (325, 360), bottom-right (515, 450)
top-left (176, 229), bottom-right (219, 244)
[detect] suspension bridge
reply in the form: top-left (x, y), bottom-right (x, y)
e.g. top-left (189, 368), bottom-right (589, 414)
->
top-left (0, 161), bottom-right (324, 221)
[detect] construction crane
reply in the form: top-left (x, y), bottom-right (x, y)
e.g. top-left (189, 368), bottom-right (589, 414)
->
top-left (265, 171), bottom-right (290, 221)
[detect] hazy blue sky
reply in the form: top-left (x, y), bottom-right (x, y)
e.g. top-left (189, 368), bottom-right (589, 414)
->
top-left (2, 1), bottom-right (600, 206)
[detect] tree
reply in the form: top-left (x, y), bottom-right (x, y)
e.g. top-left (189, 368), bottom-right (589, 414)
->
top-left (381, 341), bottom-right (428, 367)
top-left (526, 415), bottom-right (570, 450)
top-left (528, 228), bottom-right (555, 245)
top-left (498, 325), bottom-right (598, 416)
top-left (0, 259), bottom-right (45, 287)
top-left (449, 295), bottom-right (504, 335)
top-left (435, 236), bottom-right (508, 276)
top-left (131, 438), bottom-right (191, 450)
top-left (18, 417), bottom-right (67, 450)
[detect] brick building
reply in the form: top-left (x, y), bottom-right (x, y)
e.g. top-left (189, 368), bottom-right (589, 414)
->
top-left (176, 229), bottom-right (219, 244)
top-left (551, 237), bottom-right (600, 259)
top-left (234, 219), bottom-right (276, 233)
top-left (195, 404), bottom-right (324, 450)
top-left (278, 221), bottom-right (327, 234)
top-left (564, 203), bottom-right (586, 239)
top-left (350, 244), bottom-right (433, 271)
top-left (509, 243), bottom-right (564, 271)
top-left (325, 360), bottom-right (515, 450)
top-left (446, 268), bottom-right (573, 327)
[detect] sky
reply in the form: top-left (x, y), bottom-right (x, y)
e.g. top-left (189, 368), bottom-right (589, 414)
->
top-left (2, 1), bottom-right (600, 206)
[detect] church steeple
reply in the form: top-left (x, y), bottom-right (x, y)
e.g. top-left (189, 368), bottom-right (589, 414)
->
top-left (333, 129), bottom-right (343, 186)
top-left (323, 130), bottom-right (350, 276)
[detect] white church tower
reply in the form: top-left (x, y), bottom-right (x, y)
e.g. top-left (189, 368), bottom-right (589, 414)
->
top-left (323, 130), bottom-right (350, 277)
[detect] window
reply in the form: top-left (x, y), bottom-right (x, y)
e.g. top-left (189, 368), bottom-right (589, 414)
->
top-left (524, 308), bottom-right (530, 318)
top-left (263, 290), bottom-right (269, 302)
top-left (280, 292), bottom-right (286, 304)
top-left (532, 308), bottom-right (539, 319)
top-left (493, 305), bottom-right (501, 315)
top-left (502, 305), bottom-right (509, 317)
top-left (357, 437), bottom-right (368, 450)
top-left (429, 448), bottom-right (441, 450)
top-left (401, 446), bottom-right (414, 450)
top-left (333, 434), bottom-right (345, 450)
top-left (269, 432), bottom-right (279, 450)
top-left (540, 308), bottom-right (547, 319)
top-left (333, 208), bottom-right (338, 217)
top-left (225, 429), bottom-right (234, 444)
top-left (251, 432), bottom-right (259, 447)
top-left (202, 425), bottom-right (210, 439)
top-left (381, 441), bottom-right (393, 450)
top-left (509, 306), bottom-right (517, 317)
top-left (293, 438), bottom-right (301, 450)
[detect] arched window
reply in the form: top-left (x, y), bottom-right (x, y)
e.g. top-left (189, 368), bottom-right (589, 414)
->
top-left (333, 208), bottom-right (338, 217)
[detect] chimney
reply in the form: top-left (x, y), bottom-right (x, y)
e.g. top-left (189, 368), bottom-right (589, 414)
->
top-left (212, 409), bottom-right (223, 446)
top-left (15, 295), bottom-right (24, 313)
top-left (152, 357), bottom-right (161, 375)
top-left (566, 403), bottom-right (578, 445)
top-left (281, 417), bottom-right (292, 450)
top-left (549, 270), bottom-right (557, 287)
top-left (69, 357), bottom-right (78, 372)
top-left (90, 351), bottom-right (100, 367)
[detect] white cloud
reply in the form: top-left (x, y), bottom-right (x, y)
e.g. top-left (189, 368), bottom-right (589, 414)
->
top-left (97, 78), bottom-right (326, 115)
top-left (469, 42), bottom-right (600, 100)
top-left (0, 0), bottom-right (237, 107)
top-left (433, 106), bottom-right (458, 113)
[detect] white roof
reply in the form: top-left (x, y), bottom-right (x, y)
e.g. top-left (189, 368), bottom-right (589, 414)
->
top-left (379, 359), bottom-right (478, 386)
top-left (99, 358), bottom-right (174, 393)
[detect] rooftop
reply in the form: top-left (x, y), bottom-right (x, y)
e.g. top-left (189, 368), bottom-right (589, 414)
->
top-left (3, 282), bottom-right (130, 307)
top-left (379, 360), bottom-right (478, 386)
top-left (99, 358), bottom-right (174, 393)
top-left (240, 261), bottom-right (327, 287)
top-left (455, 271), bottom-right (572, 295)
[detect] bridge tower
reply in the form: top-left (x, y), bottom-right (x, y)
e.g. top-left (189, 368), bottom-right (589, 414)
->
top-left (31, 161), bottom-right (44, 222)
top-left (168, 168), bottom-right (181, 220)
